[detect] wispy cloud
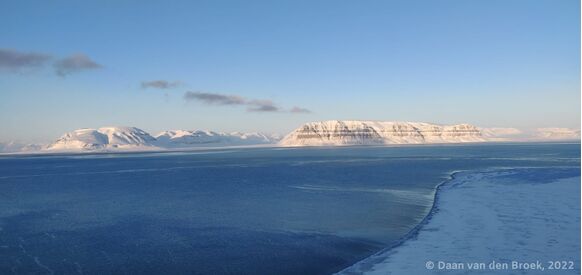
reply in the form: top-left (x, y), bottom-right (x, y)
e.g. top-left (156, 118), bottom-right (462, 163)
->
top-left (141, 80), bottom-right (182, 89)
top-left (183, 91), bottom-right (307, 114)
top-left (54, 54), bottom-right (102, 76)
top-left (184, 91), bottom-right (246, 105)
top-left (290, 106), bottom-right (312, 114)
top-left (0, 48), bottom-right (51, 72)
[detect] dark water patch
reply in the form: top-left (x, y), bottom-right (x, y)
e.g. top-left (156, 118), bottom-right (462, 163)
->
top-left (0, 214), bottom-right (380, 275)
top-left (495, 167), bottom-right (581, 184)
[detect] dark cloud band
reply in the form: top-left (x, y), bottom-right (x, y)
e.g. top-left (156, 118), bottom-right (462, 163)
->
top-left (141, 80), bottom-right (181, 89)
top-left (184, 91), bottom-right (246, 105)
top-left (247, 100), bottom-right (280, 112)
top-left (183, 91), bottom-right (310, 114)
top-left (290, 106), bottom-right (312, 113)
top-left (54, 54), bottom-right (102, 76)
top-left (0, 48), bottom-right (51, 71)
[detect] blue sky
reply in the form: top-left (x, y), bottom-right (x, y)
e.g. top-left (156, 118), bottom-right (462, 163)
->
top-left (0, 0), bottom-right (580, 142)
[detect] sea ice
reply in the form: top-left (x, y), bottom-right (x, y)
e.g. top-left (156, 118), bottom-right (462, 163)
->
top-left (339, 168), bottom-right (581, 275)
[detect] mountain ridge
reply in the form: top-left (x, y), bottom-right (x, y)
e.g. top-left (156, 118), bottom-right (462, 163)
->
top-left (44, 126), bottom-right (280, 152)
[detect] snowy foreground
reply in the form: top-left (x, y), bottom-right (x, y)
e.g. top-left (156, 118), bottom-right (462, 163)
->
top-left (339, 169), bottom-right (581, 275)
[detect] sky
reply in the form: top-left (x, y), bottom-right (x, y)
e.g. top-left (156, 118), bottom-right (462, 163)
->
top-left (0, 0), bottom-right (580, 143)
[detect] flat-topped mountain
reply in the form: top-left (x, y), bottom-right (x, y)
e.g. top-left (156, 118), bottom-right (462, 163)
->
top-left (279, 120), bottom-right (486, 146)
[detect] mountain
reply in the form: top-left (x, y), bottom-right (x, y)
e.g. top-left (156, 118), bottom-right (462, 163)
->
top-left (279, 120), bottom-right (486, 146)
top-left (42, 127), bottom-right (280, 152)
top-left (534, 128), bottom-right (581, 140)
top-left (46, 127), bottom-right (157, 151)
top-left (479, 127), bottom-right (523, 141)
top-left (2, 123), bottom-right (579, 154)
top-left (155, 130), bottom-right (280, 148)
top-left (0, 141), bottom-right (43, 153)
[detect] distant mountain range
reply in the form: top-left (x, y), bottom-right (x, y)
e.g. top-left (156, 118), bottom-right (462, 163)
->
top-left (0, 121), bottom-right (579, 153)
top-left (41, 127), bottom-right (281, 152)
top-left (155, 130), bottom-right (280, 148)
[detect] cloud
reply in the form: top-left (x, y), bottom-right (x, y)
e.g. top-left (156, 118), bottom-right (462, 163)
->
top-left (0, 48), bottom-right (51, 72)
top-left (0, 49), bottom-right (103, 77)
top-left (54, 54), bottom-right (102, 76)
top-left (183, 91), bottom-right (246, 105)
top-left (183, 91), bottom-right (308, 114)
top-left (141, 80), bottom-right (182, 89)
top-left (248, 100), bottom-right (280, 112)
top-left (289, 106), bottom-right (311, 113)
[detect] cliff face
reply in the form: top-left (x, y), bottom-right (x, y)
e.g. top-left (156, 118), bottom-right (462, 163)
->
top-left (279, 121), bottom-right (485, 146)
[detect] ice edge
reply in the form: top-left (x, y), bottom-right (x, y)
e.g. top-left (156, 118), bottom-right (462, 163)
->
top-left (335, 170), bottom-right (467, 274)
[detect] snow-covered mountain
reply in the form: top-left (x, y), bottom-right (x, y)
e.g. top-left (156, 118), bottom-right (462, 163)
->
top-left (155, 130), bottom-right (280, 148)
top-left (0, 142), bottom-right (43, 153)
top-left (279, 120), bottom-right (486, 146)
top-left (39, 127), bottom-right (280, 152)
top-left (479, 127), bottom-right (522, 138)
top-left (534, 128), bottom-right (581, 140)
top-left (46, 127), bottom-right (157, 151)
top-left (479, 127), bottom-right (523, 141)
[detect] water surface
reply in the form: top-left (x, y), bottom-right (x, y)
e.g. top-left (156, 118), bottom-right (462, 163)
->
top-left (0, 143), bottom-right (579, 274)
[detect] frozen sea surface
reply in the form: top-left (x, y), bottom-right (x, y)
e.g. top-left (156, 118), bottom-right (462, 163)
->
top-left (340, 168), bottom-right (581, 275)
